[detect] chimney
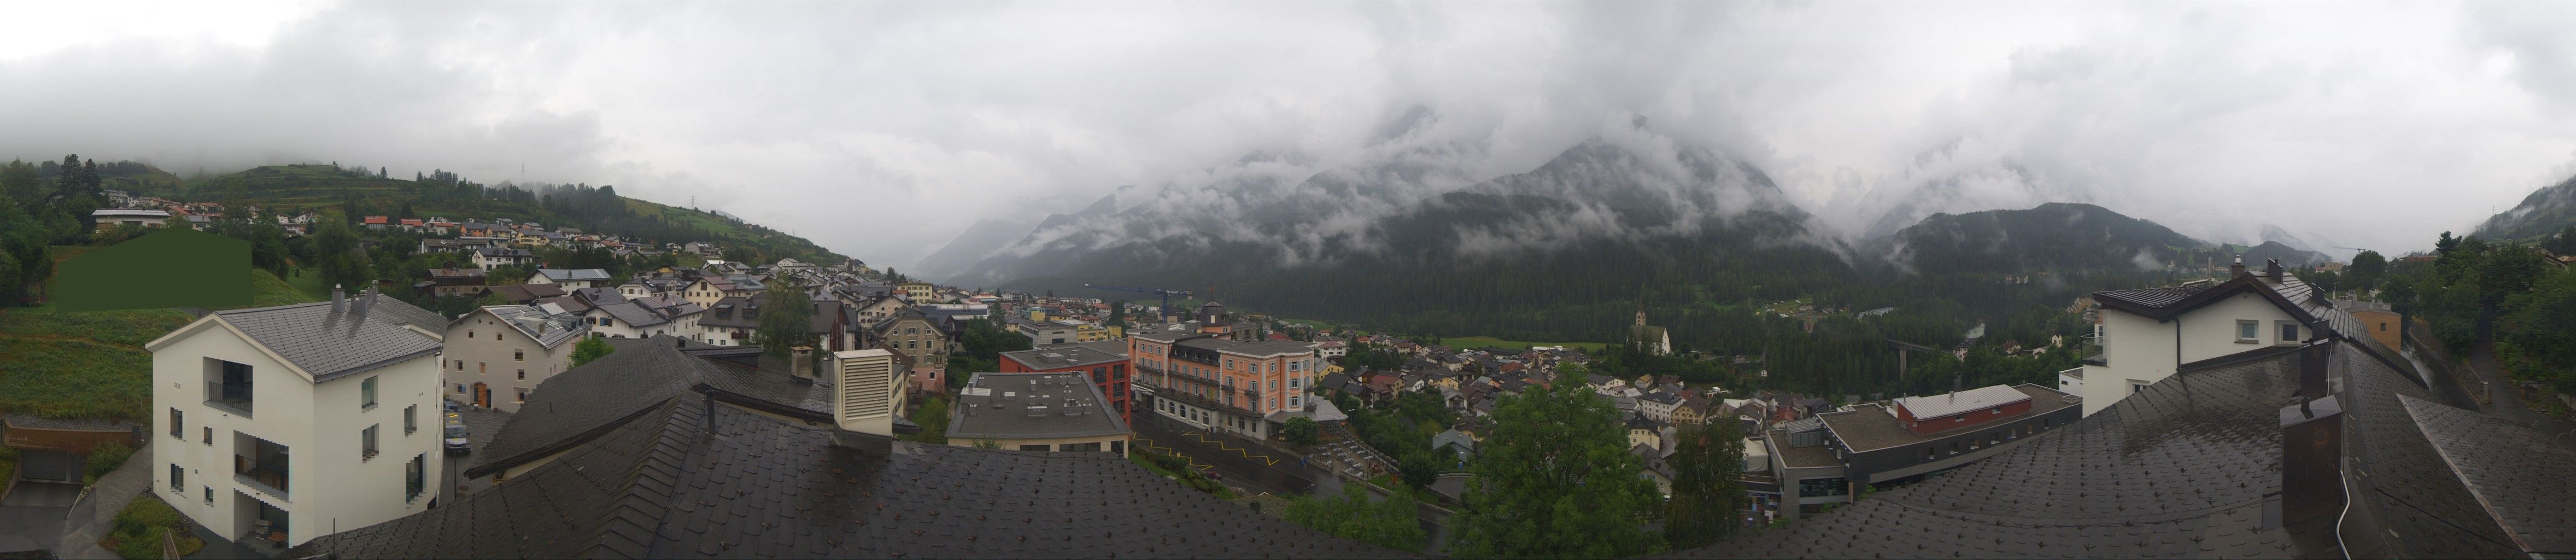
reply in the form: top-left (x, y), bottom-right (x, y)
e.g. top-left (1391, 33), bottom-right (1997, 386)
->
top-left (2279, 340), bottom-right (2344, 525)
top-left (2265, 259), bottom-right (2283, 281)
top-left (331, 284), bottom-right (346, 314)
top-left (791, 346), bottom-right (815, 381)
top-left (2229, 255), bottom-right (2246, 278)
top-left (828, 349), bottom-right (900, 456)
top-left (359, 282), bottom-right (377, 316)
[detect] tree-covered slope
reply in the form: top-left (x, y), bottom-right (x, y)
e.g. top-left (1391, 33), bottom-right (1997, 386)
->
top-left (184, 164), bottom-right (842, 263)
top-left (2473, 173), bottom-right (2576, 242)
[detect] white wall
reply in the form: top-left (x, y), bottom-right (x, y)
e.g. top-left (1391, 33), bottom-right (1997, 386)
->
top-left (2079, 292), bottom-right (2303, 416)
top-left (442, 311), bottom-right (574, 413)
top-left (153, 324), bottom-right (443, 547)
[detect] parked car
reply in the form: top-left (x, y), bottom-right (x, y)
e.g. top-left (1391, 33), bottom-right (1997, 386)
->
top-left (444, 420), bottom-right (471, 454)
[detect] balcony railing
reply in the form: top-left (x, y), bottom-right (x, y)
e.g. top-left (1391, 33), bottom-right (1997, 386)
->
top-left (235, 456), bottom-right (289, 502)
top-left (206, 381), bottom-right (254, 417)
top-left (1155, 384), bottom-right (1264, 417)
top-left (2079, 335), bottom-right (2106, 366)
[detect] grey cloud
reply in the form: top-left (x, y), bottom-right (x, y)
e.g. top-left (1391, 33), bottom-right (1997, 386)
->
top-left (4, 2), bottom-right (2575, 269)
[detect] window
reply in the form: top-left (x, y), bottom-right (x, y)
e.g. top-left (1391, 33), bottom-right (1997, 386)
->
top-left (204, 486), bottom-right (212, 505)
top-left (202, 427), bottom-right (211, 445)
top-left (405, 405), bottom-right (418, 434)
top-left (361, 376), bottom-right (379, 410)
top-left (2236, 320), bottom-right (2260, 342)
top-left (1990, 407), bottom-right (2002, 414)
top-left (516, 388), bottom-right (527, 403)
top-left (406, 454), bottom-right (426, 501)
top-left (169, 408), bottom-right (183, 438)
top-left (1289, 396), bottom-right (1301, 409)
top-left (362, 424), bottom-right (380, 460)
top-left (171, 464), bottom-right (183, 491)
top-left (514, 349), bottom-right (525, 361)
top-left (456, 384), bottom-right (466, 394)
top-left (467, 330), bottom-right (474, 339)
top-left (517, 370), bottom-right (526, 380)
top-left (2278, 322), bottom-right (2300, 344)
top-left (455, 360), bottom-right (464, 370)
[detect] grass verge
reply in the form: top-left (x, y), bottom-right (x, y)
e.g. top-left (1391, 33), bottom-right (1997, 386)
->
top-left (101, 492), bottom-right (205, 559)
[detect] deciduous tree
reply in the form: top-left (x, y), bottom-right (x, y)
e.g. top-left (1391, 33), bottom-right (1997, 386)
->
top-left (1663, 421), bottom-right (1748, 549)
top-left (1449, 381), bottom-right (1659, 559)
top-left (1284, 481), bottom-right (1427, 552)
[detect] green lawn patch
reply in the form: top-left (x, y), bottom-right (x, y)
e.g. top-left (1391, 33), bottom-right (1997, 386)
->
top-left (226, 268), bottom-right (322, 309)
top-left (1439, 336), bottom-right (1612, 353)
top-left (0, 307), bottom-right (194, 348)
top-left (102, 492), bottom-right (204, 559)
top-left (0, 336), bottom-right (157, 421)
top-left (281, 266), bottom-right (335, 301)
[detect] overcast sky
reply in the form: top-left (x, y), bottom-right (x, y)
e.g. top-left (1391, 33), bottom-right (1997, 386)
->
top-left (5, 2), bottom-right (2574, 266)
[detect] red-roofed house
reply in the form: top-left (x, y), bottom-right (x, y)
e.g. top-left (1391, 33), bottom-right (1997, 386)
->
top-left (362, 215), bottom-right (390, 230)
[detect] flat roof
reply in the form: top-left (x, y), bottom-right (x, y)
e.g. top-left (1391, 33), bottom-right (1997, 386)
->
top-left (1767, 429), bottom-right (1842, 469)
top-left (1895, 384), bottom-right (2032, 419)
top-left (949, 372), bottom-right (1129, 440)
top-left (1000, 345), bottom-right (1127, 370)
top-left (1822, 384), bottom-right (2079, 453)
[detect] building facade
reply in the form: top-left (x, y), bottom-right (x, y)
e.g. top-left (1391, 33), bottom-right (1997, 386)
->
top-left (999, 341), bottom-right (1133, 424)
top-left (147, 291), bottom-right (446, 547)
top-left (443, 305), bottom-right (587, 412)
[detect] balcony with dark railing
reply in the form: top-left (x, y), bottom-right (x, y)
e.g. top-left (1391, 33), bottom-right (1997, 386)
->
top-left (233, 433), bottom-right (290, 502)
top-left (206, 380), bottom-right (255, 417)
top-left (2079, 335), bottom-right (2105, 366)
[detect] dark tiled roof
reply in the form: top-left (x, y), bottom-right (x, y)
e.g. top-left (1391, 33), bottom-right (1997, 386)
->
top-left (2092, 284), bottom-right (2210, 310)
top-left (593, 300), bottom-right (668, 328)
top-left (299, 396), bottom-right (1406, 559)
top-left (489, 284), bottom-right (568, 304)
top-left (1684, 336), bottom-right (2556, 559)
top-left (2397, 394), bottom-right (2576, 555)
top-left (464, 339), bottom-right (711, 476)
top-left (206, 293), bottom-right (442, 382)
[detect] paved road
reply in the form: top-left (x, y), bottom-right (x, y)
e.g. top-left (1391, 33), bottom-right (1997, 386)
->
top-left (57, 445), bottom-right (153, 559)
top-left (0, 482), bottom-right (78, 555)
top-left (2464, 340), bottom-right (2576, 445)
top-left (441, 406), bottom-right (513, 501)
top-left (1131, 413), bottom-right (1315, 497)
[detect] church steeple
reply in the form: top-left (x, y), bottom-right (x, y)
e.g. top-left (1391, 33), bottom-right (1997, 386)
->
top-left (1635, 309), bottom-right (1647, 327)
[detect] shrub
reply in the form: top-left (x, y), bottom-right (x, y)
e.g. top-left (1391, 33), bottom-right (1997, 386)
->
top-left (84, 441), bottom-right (134, 487)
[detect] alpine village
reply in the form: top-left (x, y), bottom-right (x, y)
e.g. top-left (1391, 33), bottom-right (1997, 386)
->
top-left (6, 147), bottom-right (2576, 557)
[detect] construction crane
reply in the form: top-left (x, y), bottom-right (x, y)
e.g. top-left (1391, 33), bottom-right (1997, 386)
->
top-left (1082, 284), bottom-right (1193, 323)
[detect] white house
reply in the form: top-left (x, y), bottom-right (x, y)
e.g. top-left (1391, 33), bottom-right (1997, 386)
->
top-left (470, 247), bottom-right (534, 272)
top-left (526, 269), bottom-right (612, 290)
top-left (581, 298), bottom-right (702, 340)
top-left (443, 304), bottom-right (588, 412)
top-left (2080, 258), bottom-right (2332, 416)
top-left (146, 287), bottom-right (446, 548)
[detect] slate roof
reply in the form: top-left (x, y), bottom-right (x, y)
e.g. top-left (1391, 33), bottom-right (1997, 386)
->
top-left (593, 300), bottom-right (669, 328)
top-left (479, 305), bottom-right (588, 348)
top-left (2396, 394), bottom-right (2576, 555)
top-left (198, 292), bottom-right (444, 382)
top-left (1681, 336), bottom-right (2555, 559)
top-left (489, 284), bottom-right (567, 304)
top-left (300, 384), bottom-right (1402, 559)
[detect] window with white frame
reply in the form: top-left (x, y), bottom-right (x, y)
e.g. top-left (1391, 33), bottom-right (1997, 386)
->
top-left (2235, 320), bottom-right (2261, 342)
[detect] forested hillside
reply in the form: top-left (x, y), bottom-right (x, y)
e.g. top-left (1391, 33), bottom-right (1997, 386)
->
top-left (182, 164), bottom-right (844, 265)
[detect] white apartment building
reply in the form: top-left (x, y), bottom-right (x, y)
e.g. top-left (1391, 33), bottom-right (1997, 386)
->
top-left (444, 305), bottom-right (588, 412)
top-left (2079, 258), bottom-right (2335, 416)
top-left (526, 269), bottom-right (613, 290)
top-left (146, 288), bottom-right (447, 548)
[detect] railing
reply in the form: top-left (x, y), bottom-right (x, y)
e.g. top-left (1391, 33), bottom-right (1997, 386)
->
top-left (2079, 335), bottom-right (2106, 366)
top-left (235, 459), bottom-right (290, 503)
top-left (206, 381), bottom-right (254, 417)
top-left (1155, 384), bottom-right (1265, 417)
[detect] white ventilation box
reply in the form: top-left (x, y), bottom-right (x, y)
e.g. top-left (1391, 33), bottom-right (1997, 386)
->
top-left (831, 349), bottom-right (901, 436)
